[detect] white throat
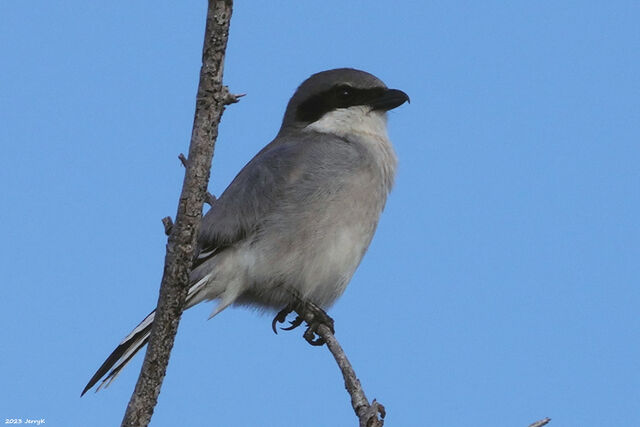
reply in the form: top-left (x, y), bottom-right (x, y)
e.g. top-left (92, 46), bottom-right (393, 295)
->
top-left (305, 105), bottom-right (397, 193)
top-left (305, 105), bottom-right (389, 141)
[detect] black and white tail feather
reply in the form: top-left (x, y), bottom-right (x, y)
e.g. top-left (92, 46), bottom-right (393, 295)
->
top-left (81, 310), bottom-right (155, 395)
top-left (81, 268), bottom-right (214, 396)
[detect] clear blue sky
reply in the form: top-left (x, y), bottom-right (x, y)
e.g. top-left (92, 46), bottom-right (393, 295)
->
top-left (2, 1), bottom-right (639, 426)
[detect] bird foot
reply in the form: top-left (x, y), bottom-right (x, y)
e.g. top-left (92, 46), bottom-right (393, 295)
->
top-left (271, 305), bottom-right (304, 334)
top-left (271, 301), bottom-right (334, 347)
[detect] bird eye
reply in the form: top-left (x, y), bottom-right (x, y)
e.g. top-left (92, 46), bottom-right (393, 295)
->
top-left (336, 85), bottom-right (352, 98)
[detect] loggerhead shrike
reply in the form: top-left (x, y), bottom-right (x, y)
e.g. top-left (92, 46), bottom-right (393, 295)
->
top-left (82, 68), bottom-right (409, 395)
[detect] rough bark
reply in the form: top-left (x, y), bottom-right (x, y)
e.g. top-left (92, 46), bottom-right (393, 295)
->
top-left (316, 324), bottom-right (386, 427)
top-left (293, 306), bottom-right (386, 427)
top-left (121, 1), bottom-right (235, 426)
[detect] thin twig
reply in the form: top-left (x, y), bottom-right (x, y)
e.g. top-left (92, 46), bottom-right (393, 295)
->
top-left (294, 306), bottom-right (384, 427)
top-left (120, 1), bottom-right (234, 426)
top-left (204, 193), bottom-right (217, 206)
top-left (316, 324), bottom-right (385, 427)
top-left (178, 153), bottom-right (188, 168)
top-left (161, 216), bottom-right (173, 236)
top-left (528, 417), bottom-right (551, 427)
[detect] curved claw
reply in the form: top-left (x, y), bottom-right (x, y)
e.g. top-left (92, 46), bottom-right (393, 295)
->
top-left (272, 306), bottom-right (293, 334)
top-left (281, 316), bottom-right (303, 331)
top-left (272, 301), bottom-right (334, 347)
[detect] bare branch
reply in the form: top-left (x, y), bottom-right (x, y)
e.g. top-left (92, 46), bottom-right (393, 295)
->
top-left (294, 306), bottom-right (385, 427)
top-left (528, 417), bottom-right (551, 427)
top-left (178, 153), bottom-right (216, 206)
top-left (121, 1), bottom-right (234, 426)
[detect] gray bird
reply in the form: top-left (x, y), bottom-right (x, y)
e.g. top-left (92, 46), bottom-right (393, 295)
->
top-left (82, 68), bottom-right (409, 395)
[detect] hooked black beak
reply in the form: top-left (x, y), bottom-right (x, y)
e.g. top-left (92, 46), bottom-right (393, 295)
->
top-left (370, 88), bottom-right (410, 111)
